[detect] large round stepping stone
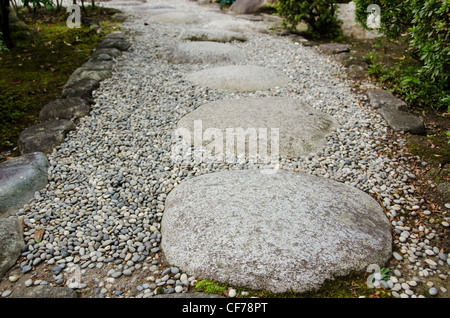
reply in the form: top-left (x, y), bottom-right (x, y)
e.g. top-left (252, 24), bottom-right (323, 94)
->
top-left (159, 41), bottom-right (244, 65)
top-left (161, 170), bottom-right (392, 294)
top-left (175, 97), bottom-right (339, 158)
top-left (186, 65), bottom-right (290, 92)
top-left (0, 152), bottom-right (49, 218)
top-left (148, 11), bottom-right (209, 25)
top-left (178, 28), bottom-right (248, 43)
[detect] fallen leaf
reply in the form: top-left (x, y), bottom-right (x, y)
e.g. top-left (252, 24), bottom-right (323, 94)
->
top-left (34, 228), bottom-right (45, 243)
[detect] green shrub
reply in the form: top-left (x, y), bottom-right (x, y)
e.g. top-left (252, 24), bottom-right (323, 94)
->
top-left (355, 0), bottom-right (450, 111)
top-left (0, 32), bottom-right (9, 51)
top-left (274, 0), bottom-right (342, 39)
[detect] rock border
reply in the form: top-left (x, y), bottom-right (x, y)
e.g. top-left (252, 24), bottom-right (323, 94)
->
top-left (0, 20), bottom-right (132, 288)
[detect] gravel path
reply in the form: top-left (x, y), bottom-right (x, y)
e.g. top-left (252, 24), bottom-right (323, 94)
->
top-left (1, 0), bottom-right (448, 298)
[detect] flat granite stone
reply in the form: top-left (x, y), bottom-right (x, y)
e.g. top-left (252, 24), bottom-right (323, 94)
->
top-left (186, 65), bottom-right (290, 92)
top-left (159, 41), bottom-right (244, 65)
top-left (174, 97), bottom-right (339, 159)
top-left (367, 90), bottom-right (408, 111)
top-left (178, 28), bottom-right (248, 43)
top-left (18, 120), bottom-right (76, 155)
top-left (0, 152), bottom-right (49, 218)
top-left (161, 169), bottom-right (392, 294)
top-left (148, 11), bottom-right (209, 25)
top-left (202, 18), bottom-right (271, 34)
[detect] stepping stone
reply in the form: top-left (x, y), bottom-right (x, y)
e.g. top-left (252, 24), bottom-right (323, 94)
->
top-left (178, 28), bottom-right (248, 43)
top-left (18, 120), bottom-right (76, 155)
top-left (186, 65), bottom-right (290, 92)
top-left (175, 97), bottom-right (339, 158)
top-left (148, 11), bottom-right (209, 25)
top-left (159, 41), bottom-right (244, 65)
top-left (202, 19), bottom-right (270, 34)
top-left (161, 169), bottom-right (392, 294)
top-left (0, 152), bottom-right (49, 218)
top-left (229, 0), bottom-right (275, 14)
top-left (39, 97), bottom-right (90, 121)
top-left (0, 218), bottom-right (24, 278)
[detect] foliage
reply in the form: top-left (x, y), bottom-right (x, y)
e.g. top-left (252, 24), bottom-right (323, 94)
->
top-left (274, 0), bottom-right (342, 39)
top-left (22, 0), bottom-right (55, 10)
top-left (366, 50), bottom-right (450, 111)
top-left (355, 0), bottom-right (450, 111)
top-left (0, 31), bottom-right (8, 51)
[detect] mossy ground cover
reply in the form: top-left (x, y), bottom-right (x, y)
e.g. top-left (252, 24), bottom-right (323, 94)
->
top-left (0, 5), bottom-right (122, 160)
top-left (194, 271), bottom-right (390, 298)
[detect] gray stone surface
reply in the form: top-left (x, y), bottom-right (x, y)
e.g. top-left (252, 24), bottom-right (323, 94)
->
top-left (98, 38), bottom-right (131, 51)
top-left (61, 78), bottom-right (100, 99)
top-left (148, 11), bottom-right (209, 25)
top-left (176, 97), bottom-right (339, 158)
top-left (178, 28), bottom-right (248, 43)
top-left (202, 18), bottom-right (272, 33)
top-left (367, 90), bottom-right (407, 111)
top-left (161, 169), bottom-right (392, 294)
top-left (18, 120), bottom-right (76, 155)
top-left (186, 65), bottom-right (290, 92)
top-left (0, 152), bottom-right (49, 218)
top-left (0, 218), bottom-right (24, 278)
top-left (368, 90), bottom-right (425, 135)
top-left (67, 68), bottom-right (112, 85)
top-left (39, 97), bottom-right (90, 121)
top-left (12, 286), bottom-right (78, 298)
top-left (159, 41), bottom-right (244, 64)
top-left (229, 0), bottom-right (276, 14)
top-left (378, 107), bottom-right (426, 135)
top-left (319, 43), bottom-right (350, 54)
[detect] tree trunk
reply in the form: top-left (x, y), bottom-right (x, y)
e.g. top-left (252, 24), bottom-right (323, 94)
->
top-left (0, 0), bottom-right (14, 49)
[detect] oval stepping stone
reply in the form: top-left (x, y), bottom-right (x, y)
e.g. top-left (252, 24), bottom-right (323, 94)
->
top-left (186, 65), bottom-right (290, 92)
top-left (159, 41), bottom-right (244, 65)
top-left (161, 169), bottom-right (392, 294)
top-left (178, 28), bottom-right (248, 43)
top-left (148, 11), bottom-right (209, 25)
top-left (175, 97), bottom-right (339, 158)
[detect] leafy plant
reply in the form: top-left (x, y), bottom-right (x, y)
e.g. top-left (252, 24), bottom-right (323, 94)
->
top-left (354, 0), bottom-right (450, 112)
top-left (274, 0), bottom-right (342, 39)
top-left (22, 0), bottom-right (55, 10)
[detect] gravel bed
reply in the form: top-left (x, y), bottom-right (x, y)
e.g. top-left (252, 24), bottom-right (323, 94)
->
top-left (1, 0), bottom-right (448, 298)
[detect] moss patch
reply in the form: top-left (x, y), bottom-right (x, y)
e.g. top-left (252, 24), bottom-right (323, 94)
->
top-left (0, 6), bottom-right (123, 159)
top-left (194, 271), bottom-right (390, 298)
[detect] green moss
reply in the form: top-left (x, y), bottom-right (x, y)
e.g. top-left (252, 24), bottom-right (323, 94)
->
top-left (194, 279), bottom-right (228, 295)
top-left (0, 6), bottom-right (123, 156)
top-left (194, 271), bottom-right (390, 298)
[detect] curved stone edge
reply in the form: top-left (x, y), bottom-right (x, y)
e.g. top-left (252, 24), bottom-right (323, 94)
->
top-left (0, 25), bottom-right (130, 284)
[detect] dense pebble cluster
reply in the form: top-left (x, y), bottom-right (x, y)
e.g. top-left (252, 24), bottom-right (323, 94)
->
top-left (2, 0), bottom-right (448, 298)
